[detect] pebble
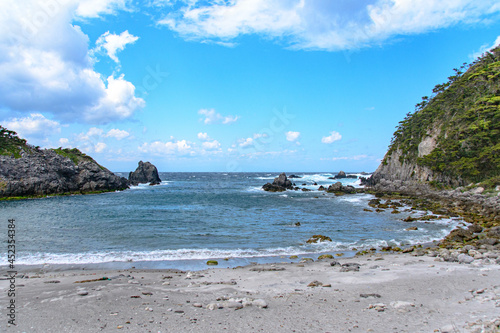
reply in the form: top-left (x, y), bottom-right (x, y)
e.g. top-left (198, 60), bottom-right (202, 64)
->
top-left (77, 290), bottom-right (89, 296)
top-left (308, 280), bottom-right (323, 287)
top-left (368, 303), bottom-right (386, 312)
top-left (252, 299), bottom-right (268, 308)
top-left (458, 254), bottom-right (475, 264)
top-left (360, 293), bottom-right (381, 299)
top-left (206, 303), bottom-right (219, 311)
top-left (390, 301), bottom-right (415, 309)
top-left (193, 303), bottom-right (203, 308)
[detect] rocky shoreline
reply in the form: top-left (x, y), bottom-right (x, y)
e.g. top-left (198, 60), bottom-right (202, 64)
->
top-left (0, 145), bottom-right (163, 200)
top-left (261, 172), bottom-right (500, 259)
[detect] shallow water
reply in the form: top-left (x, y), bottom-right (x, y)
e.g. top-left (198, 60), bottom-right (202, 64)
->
top-left (0, 172), bottom-right (460, 267)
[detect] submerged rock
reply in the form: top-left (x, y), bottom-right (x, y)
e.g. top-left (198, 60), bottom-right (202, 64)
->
top-left (128, 161), bottom-right (161, 186)
top-left (306, 235), bottom-right (332, 243)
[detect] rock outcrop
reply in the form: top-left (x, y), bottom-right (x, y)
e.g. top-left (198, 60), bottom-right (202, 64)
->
top-left (369, 46), bottom-right (500, 191)
top-left (0, 147), bottom-right (129, 198)
top-left (326, 182), bottom-right (356, 194)
top-left (262, 172), bottom-right (293, 192)
top-left (334, 171), bottom-right (346, 179)
top-left (128, 161), bottom-right (161, 185)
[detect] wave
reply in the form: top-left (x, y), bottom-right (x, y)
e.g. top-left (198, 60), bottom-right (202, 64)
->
top-left (3, 223), bottom-right (459, 266)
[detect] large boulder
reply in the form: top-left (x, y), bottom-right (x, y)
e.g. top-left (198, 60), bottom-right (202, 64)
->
top-left (128, 161), bottom-right (161, 186)
top-left (334, 171), bottom-right (347, 179)
top-left (327, 182), bottom-right (356, 194)
top-left (262, 172), bottom-right (293, 192)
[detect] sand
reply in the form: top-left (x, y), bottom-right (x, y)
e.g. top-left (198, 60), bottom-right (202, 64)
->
top-left (1, 253), bottom-right (499, 333)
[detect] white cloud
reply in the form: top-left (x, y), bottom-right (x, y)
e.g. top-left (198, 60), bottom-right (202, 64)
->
top-left (322, 154), bottom-right (369, 161)
top-left (470, 35), bottom-right (500, 60)
top-left (94, 142), bottom-right (107, 153)
top-left (198, 108), bottom-right (239, 124)
top-left (285, 131), bottom-right (300, 142)
top-left (94, 30), bottom-right (139, 63)
top-left (106, 128), bottom-right (130, 140)
top-left (321, 131), bottom-right (342, 144)
top-left (158, 0), bottom-right (500, 50)
top-left (58, 138), bottom-right (70, 147)
top-left (202, 140), bottom-right (221, 150)
top-left (139, 140), bottom-right (193, 155)
top-left (3, 113), bottom-right (61, 138)
top-left (238, 137), bottom-right (254, 148)
top-left (0, 0), bottom-right (144, 124)
top-left (197, 132), bottom-right (210, 140)
top-left (75, 0), bottom-right (131, 18)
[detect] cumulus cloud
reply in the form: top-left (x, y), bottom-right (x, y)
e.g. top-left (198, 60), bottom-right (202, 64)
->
top-left (139, 140), bottom-right (193, 155)
top-left (106, 128), bottom-right (130, 140)
top-left (285, 131), bottom-right (300, 142)
top-left (238, 137), bottom-right (254, 148)
top-left (0, 0), bottom-right (144, 124)
top-left (198, 109), bottom-right (239, 124)
top-left (94, 142), bottom-right (107, 153)
top-left (202, 140), bottom-right (221, 150)
top-left (197, 132), bottom-right (210, 140)
top-left (321, 131), bottom-right (342, 144)
top-left (3, 113), bottom-right (61, 138)
top-left (158, 0), bottom-right (500, 50)
top-left (94, 30), bottom-right (139, 63)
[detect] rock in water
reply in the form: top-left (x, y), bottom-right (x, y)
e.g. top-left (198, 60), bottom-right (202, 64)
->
top-left (262, 172), bottom-right (293, 192)
top-left (128, 161), bottom-right (161, 186)
top-left (334, 171), bottom-right (347, 179)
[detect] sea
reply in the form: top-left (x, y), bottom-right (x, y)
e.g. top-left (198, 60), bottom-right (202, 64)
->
top-left (0, 172), bottom-right (463, 271)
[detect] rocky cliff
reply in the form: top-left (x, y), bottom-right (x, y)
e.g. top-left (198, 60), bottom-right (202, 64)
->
top-left (0, 126), bottom-right (129, 198)
top-left (371, 46), bottom-right (500, 191)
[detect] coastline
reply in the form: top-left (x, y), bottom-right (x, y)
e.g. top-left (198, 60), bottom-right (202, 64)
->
top-left (1, 182), bottom-right (499, 332)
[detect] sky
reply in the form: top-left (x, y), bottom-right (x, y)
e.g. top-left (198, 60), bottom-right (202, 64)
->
top-left (1, 0), bottom-right (500, 172)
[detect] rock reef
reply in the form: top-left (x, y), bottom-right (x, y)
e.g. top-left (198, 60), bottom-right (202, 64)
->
top-left (262, 173), bottom-right (293, 192)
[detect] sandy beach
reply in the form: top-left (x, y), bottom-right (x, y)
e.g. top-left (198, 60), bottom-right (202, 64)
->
top-left (1, 252), bottom-right (499, 333)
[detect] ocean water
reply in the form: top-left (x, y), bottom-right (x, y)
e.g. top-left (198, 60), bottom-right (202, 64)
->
top-left (0, 172), bottom-right (462, 269)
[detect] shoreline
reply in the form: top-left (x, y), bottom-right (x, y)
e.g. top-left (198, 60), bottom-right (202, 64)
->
top-left (1, 251), bottom-right (499, 332)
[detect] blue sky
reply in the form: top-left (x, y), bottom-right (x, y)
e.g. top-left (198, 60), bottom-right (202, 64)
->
top-left (1, 1), bottom-right (500, 172)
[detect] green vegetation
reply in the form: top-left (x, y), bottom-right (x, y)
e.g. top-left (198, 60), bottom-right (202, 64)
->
top-left (386, 46), bottom-right (500, 186)
top-left (51, 147), bottom-right (94, 165)
top-left (0, 126), bottom-right (30, 158)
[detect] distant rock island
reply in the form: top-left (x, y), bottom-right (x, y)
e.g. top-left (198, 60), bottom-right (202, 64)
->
top-left (128, 161), bottom-right (161, 185)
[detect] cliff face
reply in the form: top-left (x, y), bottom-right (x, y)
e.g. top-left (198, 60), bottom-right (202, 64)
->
top-left (0, 128), bottom-right (128, 198)
top-left (372, 46), bottom-right (500, 189)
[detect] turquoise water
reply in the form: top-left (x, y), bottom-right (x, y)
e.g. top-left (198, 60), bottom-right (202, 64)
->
top-left (0, 172), bottom-right (460, 267)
